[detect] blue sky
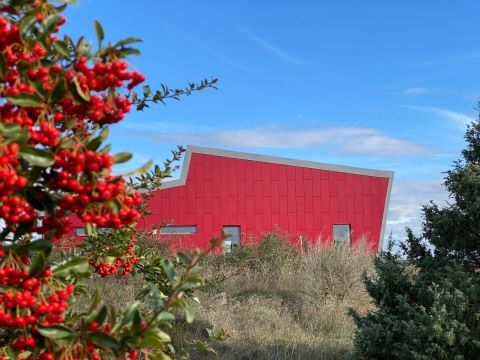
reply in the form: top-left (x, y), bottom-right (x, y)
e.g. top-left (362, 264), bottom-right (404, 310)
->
top-left (64, 1), bottom-right (480, 241)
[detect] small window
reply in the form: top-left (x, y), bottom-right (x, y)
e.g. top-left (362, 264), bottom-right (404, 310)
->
top-left (75, 227), bottom-right (86, 236)
top-left (74, 227), bottom-right (112, 236)
top-left (333, 224), bottom-right (351, 245)
top-left (160, 225), bottom-right (197, 235)
top-left (223, 226), bottom-right (241, 253)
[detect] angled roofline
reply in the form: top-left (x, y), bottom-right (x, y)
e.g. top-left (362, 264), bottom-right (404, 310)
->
top-left (162, 145), bottom-right (394, 190)
top-left (161, 145), bottom-right (394, 251)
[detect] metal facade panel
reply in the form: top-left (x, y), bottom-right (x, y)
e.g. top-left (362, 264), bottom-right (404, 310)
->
top-left (144, 149), bottom-right (393, 251)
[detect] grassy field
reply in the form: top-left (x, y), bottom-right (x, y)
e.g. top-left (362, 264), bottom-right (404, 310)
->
top-left (81, 233), bottom-right (373, 359)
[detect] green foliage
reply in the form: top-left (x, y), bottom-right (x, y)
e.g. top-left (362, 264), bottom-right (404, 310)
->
top-left (351, 116), bottom-right (480, 359)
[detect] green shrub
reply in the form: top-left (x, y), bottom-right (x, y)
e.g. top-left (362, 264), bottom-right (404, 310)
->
top-left (351, 117), bottom-right (480, 359)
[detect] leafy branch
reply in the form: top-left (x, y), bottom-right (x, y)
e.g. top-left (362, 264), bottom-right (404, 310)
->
top-left (131, 78), bottom-right (218, 111)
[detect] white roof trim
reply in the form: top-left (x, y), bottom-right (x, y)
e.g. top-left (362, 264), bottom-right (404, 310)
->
top-left (379, 176), bottom-right (394, 251)
top-left (161, 145), bottom-right (394, 189)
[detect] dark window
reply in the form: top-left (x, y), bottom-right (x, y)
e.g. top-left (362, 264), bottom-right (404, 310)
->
top-left (223, 226), bottom-right (241, 252)
top-left (160, 225), bottom-right (197, 235)
top-left (75, 227), bottom-right (86, 236)
top-left (333, 224), bottom-right (351, 245)
top-left (75, 227), bottom-right (111, 236)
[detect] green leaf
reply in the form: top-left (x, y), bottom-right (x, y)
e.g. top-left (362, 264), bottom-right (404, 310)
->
top-left (53, 257), bottom-right (90, 278)
top-left (113, 152), bottom-right (132, 164)
top-left (51, 77), bottom-right (67, 103)
top-left (19, 147), bottom-right (54, 167)
top-left (110, 199), bottom-right (122, 214)
top-left (54, 0), bottom-right (77, 3)
top-left (58, 139), bottom-right (74, 149)
top-left (120, 301), bottom-right (140, 327)
top-left (29, 252), bottom-right (46, 277)
top-left (131, 309), bottom-right (141, 332)
top-left (53, 40), bottom-right (70, 59)
top-left (94, 306), bottom-right (108, 325)
top-left (143, 85), bottom-right (151, 97)
top-left (28, 80), bottom-right (46, 99)
top-left (115, 37), bottom-right (143, 47)
top-left (185, 307), bottom-right (194, 324)
top-left (0, 51), bottom-right (6, 78)
top-left (89, 332), bottom-right (120, 351)
top-left (87, 127), bottom-right (109, 151)
top-left (38, 325), bottom-right (73, 339)
top-left (85, 223), bottom-right (94, 237)
top-left (122, 159), bottom-right (154, 177)
top-left (71, 76), bottom-right (91, 103)
top-left (94, 20), bottom-right (105, 44)
top-left (107, 305), bottom-right (117, 327)
top-left (117, 47), bottom-right (141, 57)
top-left (154, 311), bottom-right (175, 323)
top-left (40, 14), bottom-right (61, 39)
top-left (141, 334), bottom-right (169, 349)
top-left (26, 240), bottom-right (52, 255)
top-left (87, 289), bottom-right (102, 315)
top-left (19, 14), bottom-right (37, 40)
top-left (175, 252), bottom-right (190, 265)
top-left (7, 126), bottom-right (29, 145)
top-left (2, 123), bottom-right (20, 138)
top-left (7, 93), bottom-right (42, 108)
top-left (161, 260), bottom-right (175, 281)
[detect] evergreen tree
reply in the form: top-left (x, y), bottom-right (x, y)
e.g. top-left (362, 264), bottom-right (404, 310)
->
top-left (350, 116), bottom-right (480, 359)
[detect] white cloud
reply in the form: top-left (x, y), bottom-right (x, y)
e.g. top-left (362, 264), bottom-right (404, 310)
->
top-left (119, 121), bottom-right (205, 134)
top-left (151, 126), bottom-right (432, 157)
top-left (386, 178), bottom-right (448, 243)
top-left (401, 87), bottom-right (432, 95)
top-left (401, 105), bottom-right (475, 127)
top-left (238, 26), bottom-right (308, 66)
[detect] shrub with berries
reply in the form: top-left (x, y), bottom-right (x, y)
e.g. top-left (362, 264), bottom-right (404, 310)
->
top-left (0, 0), bottom-right (218, 358)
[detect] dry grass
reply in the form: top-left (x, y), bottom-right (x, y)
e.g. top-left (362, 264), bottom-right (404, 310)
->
top-left (174, 234), bottom-right (374, 360)
top-left (78, 233), bottom-right (373, 360)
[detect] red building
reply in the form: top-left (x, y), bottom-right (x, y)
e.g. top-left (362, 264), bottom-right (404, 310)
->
top-left (137, 146), bottom-right (393, 251)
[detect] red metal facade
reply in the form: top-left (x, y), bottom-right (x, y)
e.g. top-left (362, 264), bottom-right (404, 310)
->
top-left (142, 148), bottom-right (392, 251)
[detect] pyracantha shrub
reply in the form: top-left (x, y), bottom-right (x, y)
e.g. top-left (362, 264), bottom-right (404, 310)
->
top-left (0, 0), bottom-right (218, 358)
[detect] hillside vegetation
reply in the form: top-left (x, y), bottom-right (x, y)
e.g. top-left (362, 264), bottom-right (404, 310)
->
top-left (82, 233), bottom-right (373, 359)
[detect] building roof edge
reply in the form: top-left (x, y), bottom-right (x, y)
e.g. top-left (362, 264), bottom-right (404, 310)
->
top-left (186, 145), bottom-right (394, 178)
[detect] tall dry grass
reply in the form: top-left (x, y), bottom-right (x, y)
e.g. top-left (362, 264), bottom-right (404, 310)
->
top-left (174, 233), bottom-right (374, 360)
top-left (78, 232), bottom-right (373, 359)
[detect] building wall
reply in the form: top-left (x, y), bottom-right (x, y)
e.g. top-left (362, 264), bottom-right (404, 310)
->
top-left (143, 152), bottom-right (391, 250)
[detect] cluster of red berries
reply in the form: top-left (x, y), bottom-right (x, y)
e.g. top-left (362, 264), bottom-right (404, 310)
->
top-left (0, 143), bottom-right (35, 226)
top-left (92, 239), bottom-right (139, 277)
top-left (34, 210), bottom-right (74, 242)
top-left (3, 82), bottom-right (36, 97)
top-left (0, 144), bottom-right (27, 196)
top-left (54, 149), bottom-right (114, 176)
top-left (29, 122), bottom-right (60, 146)
top-left (0, 103), bottom-right (35, 126)
top-left (11, 336), bottom-right (36, 350)
top-left (0, 195), bottom-right (35, 225)
top-left (59, 55), bottom-right (144, 125)
top-left (0, 249), bottom-right (76, 355)
top-left (87, 94), bottom-right (132, 124)
top-left (0, 16), bottom-right (19, 49)
top-left (72, 56), bottom-right (145, 93)
top-left (0, 6), bottom-right (144, 238)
